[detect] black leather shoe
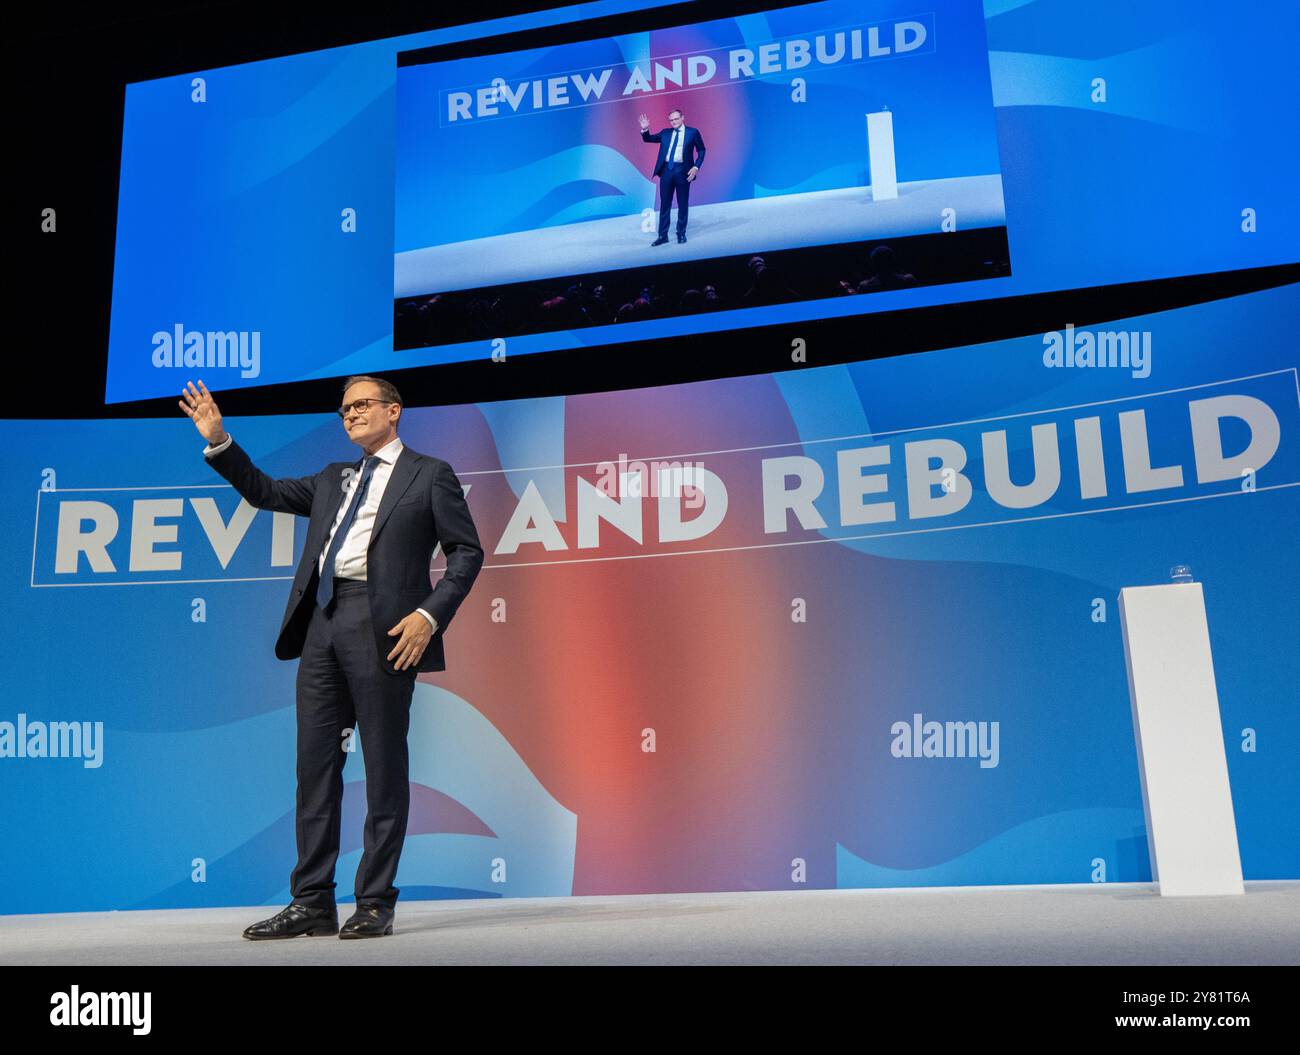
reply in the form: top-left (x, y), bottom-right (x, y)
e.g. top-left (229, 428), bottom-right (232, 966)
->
top-left (651, 236), bottom-right (668, 246)
top-left (242, 903), bottom-right (338, 940)
top-left (677, 234), bottom-right (686, 243)
top-left (339, 903), bottom-right (394, 939)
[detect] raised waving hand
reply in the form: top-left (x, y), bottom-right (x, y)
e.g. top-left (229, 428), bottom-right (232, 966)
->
top-left (178, 380), bottom-right (227, 446)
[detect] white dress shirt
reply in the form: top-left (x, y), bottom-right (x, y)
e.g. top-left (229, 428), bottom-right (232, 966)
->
top-left (669, 126), bottom-right (683, 163)
top-left (204, 433), bottom-right (437, 632)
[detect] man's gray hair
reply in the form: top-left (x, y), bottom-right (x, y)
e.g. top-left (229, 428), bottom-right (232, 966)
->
top-left (342, 375), bottom-right (403, 424)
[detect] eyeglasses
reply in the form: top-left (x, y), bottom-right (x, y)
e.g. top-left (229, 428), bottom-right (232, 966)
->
top-left (337, 397), bottom-right (397, 418)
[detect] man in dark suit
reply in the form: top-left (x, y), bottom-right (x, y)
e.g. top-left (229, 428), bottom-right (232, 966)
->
top-left (638, 107), bottom-right (706, 245)
top-left (179, 375), bottom-right (483, 939)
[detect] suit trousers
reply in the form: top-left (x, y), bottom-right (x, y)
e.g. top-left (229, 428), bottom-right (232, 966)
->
top-left (290, 577), bottom-right (416, 911)
top-left (658, 161), bottom-right (691, 238)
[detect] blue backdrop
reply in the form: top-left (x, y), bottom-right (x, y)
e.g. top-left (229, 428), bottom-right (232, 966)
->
top-left (7, 282), bottom-right (1298, 914)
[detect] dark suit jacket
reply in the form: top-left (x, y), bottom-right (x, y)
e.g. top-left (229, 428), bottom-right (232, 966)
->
top-left (205, 435), bottom-right (483, 675)
top-left (641, 125), bottom-right (706, 179)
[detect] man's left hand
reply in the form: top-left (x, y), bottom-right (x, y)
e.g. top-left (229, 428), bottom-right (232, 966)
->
top-left (387, 611), bottom-right (433, 670)
top-left (687, 166), bottom-right (699, 182)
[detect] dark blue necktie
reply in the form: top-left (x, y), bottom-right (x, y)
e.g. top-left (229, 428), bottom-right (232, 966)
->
top-left (316, 455), bottom-right (378, 611)
top-left (669, 128), bottom-right (680, 163)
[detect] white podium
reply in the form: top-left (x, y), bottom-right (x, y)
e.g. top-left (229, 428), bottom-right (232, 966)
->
top-left (1118, 582), bottom-right (1244, 896)
top-left (866, 110), bottom-right (898, 201)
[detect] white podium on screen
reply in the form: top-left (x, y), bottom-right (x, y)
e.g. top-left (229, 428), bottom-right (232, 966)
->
top-left (1118, 582), bottom-right (1244, 897)
top-left (866, 110), bottom-right (898, 201)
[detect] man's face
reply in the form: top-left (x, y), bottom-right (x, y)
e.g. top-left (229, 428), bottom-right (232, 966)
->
top-left (341, 382), bottom-right (399, 449)
top-left (668, 111), bottom-right (684, 128)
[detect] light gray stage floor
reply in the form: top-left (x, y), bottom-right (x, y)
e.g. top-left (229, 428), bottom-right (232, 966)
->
top-left (394, 175), bottom-right (1006, 296)
top-left (3, 881), bottom-right (1296, 966)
